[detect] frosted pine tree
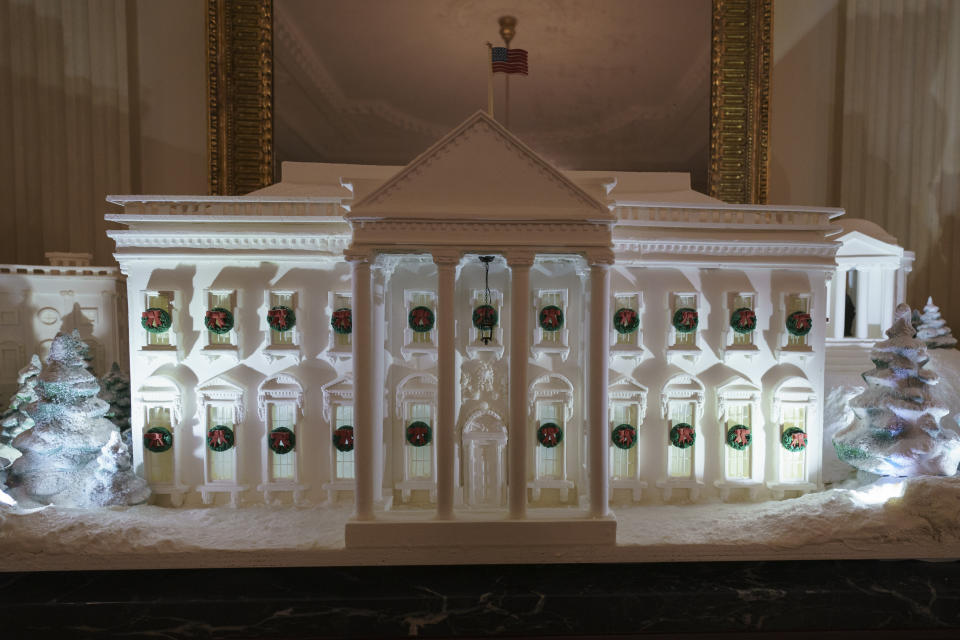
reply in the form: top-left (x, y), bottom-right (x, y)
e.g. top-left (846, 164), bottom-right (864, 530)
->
top-left (85, 431), bottom-right (149, 506)
top-left (916, 297), bottom-right (957, 349)
top-left (0, 354), bottom-right (42, 458)
top-left (101, 363), bottom-right (131, 432)
top-left (833, 304), bottom-right (960, 476)
top-left (7, 331), bottom-right (149, 507)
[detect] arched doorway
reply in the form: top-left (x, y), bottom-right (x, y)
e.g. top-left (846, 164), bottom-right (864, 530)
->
top-left (461, 409), bottom-right (507, 508)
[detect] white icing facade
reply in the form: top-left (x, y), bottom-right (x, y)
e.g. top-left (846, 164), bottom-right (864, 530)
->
top-left (0, 252), bottom-right (126, 397)
top-left (108, 112), bottom-right (843, 531)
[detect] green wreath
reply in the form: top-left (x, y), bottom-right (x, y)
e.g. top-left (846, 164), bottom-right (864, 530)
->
top-left (537, 422), bottom-right (564, 448)
top-left (408, 306), bottom-right (435, 333)
top-left (204, 307), bottom-right (234, 334)
top-left (267, 305), bottom-right (296, 332)
top-left (141, 307), bottom-right (172, 334)
top-left (613, 308), bottom-right (640, 335)
top-left (786, 311), bottom-right (812, 337)
top-left (726, 424), bottom-right (752, 450)
top-left (331, 308), bottom-right (352, 335)
top-left (672, 308), bottom-right (699, 333)
top-left (405, 421), bottom-right (432, 447)
top-left (472, 304), bottom-right (498, 330)
top-left (730, 308), bottom-right (757, 334)
top-left (669, 423), bottom-right (696, 449)
top-left (539, 305), bottom-right (564, 332)
top-left (143, 426), bottom-right (173, 453)
top-left (781, 427), bottom-right (808, 451)
top-left (611, 424), bottom-right (637, 450)
top-left (207, 425), bottom-right (235, 452)
top-left (333, 425), bottom-right (354, 452)
top-left (268, 427), bottom-right (296, 454)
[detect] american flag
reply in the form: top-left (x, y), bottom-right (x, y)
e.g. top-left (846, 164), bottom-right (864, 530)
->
top-left (491, 47), bottom-right (528, 75)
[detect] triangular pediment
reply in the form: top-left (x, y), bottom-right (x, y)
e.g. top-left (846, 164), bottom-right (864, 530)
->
top-left (350, 111), bottom-right (612, 222)
top-left (836, 231), bottom-right (903, 257)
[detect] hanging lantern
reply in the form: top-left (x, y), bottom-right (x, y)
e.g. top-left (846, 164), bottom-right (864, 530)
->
top-left (474, 256), bottom-right (497, 344)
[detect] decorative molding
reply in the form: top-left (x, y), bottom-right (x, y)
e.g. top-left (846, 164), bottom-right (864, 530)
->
top-left (709, 0), bottom-right (771, 204)
top-left (108, 231), bottom-right (349, 253)
top-left (614, 240), bottom-right (837, 258)
top-left (207, 0), bottom-right (274, 195)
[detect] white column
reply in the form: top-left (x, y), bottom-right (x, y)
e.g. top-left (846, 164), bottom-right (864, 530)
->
top-left (588, 253), bottom-right (613, 517)
top-left (833, 266), bottom-right (849, 338)
top-left (880, 267), bottom-right (895, 335)
top-left (348, 252), bottom-right (374, 520)
top-left (434, 251), bottom-right (459, 519)
top-left (855, 268), bottom-right (869, 339)
top-left (507, 251), bottom-right (534, 519)
top-left (371, 267), bottom-right (387, 503)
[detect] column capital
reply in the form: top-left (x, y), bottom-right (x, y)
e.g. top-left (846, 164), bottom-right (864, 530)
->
top-left (431, 250), bottom-right (462, 267)
top-left (586, 248), bottom-right (616, 266)
top-left (505, 250), bottom-right (536, 267)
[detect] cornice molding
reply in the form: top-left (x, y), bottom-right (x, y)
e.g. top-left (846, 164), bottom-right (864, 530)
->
top-left (614, 240), bottom-right (838, 258)
top-left (108, 231), bottom-right (350, 253)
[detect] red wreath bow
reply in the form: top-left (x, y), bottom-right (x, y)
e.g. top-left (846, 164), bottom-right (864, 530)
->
top-left (332, 309), bottom-right (351, 331)
top-left (791, 431), bottom-right (807, 448)
top-left (540, 426), bottom-right (561, 446)
top-left (616, 428), bottom-right (635, 447)
top-left (268, 308), bottom-right (289, 329)
top-left (146, 431), bottom-right (166, 448)
top-left (679, 310), bottom-right (697, 328)
top-left (793, 313), bottom-right (811, 330)
top-left (208, 429), bottom-right (228, 447)
top-left (270, 431), bottom-right (291, 450)
top-left (617, 309), bottom-right (636, 326)
top-left (541, 307), bottom-right (563, 328)
top-left (734, 427), bottom-right (750, 445)
top-left (475, 307), bottom-right (496, 324)
top-left (335, 428), bottom-right (354, 448)
top-left (206, 310), bottom-right (228, 328)
top-left (675, 426), bottom-right (694, 445)
top-left (408, 426), bottom-right (429, 445)
top-left (737, 309), bottom-right (756, 328)
top-left (142, 309), bottom-right (164, 328)
top-left (410, 307), bottom-right (432, 328)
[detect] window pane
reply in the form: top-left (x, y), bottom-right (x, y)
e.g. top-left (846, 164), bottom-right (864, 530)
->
top-left (780, 405), bottom-right (807, 482)
top-left (208, 404), bottom-right (235, 482)
top-left (724, 403), bottom-right (752, 480)
top-left (667, 401), bottom-right (694, 478)
top-left (146, 293), bottom-right (170, 346)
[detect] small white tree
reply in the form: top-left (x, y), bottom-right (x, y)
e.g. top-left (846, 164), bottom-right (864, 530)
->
top-left (0, 354), bottom-right (42, 459)
top-left (833, 303), bottom-right (960, 476)
top-left (100, 363), bottom-right (131, 432)
top-left (85, 431), bottom-right (150, 506)
top-left (916, 297), bottom-right (957, 349)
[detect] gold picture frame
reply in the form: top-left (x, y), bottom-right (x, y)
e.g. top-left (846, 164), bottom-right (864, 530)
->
top-left (207, 0), bottom-right (771, 204)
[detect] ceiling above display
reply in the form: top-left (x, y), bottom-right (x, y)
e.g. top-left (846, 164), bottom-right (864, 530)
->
top-left (275, 0), bottom-right (711, 191)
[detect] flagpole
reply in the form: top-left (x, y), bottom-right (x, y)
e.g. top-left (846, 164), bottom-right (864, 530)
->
top-left (486, 42), bottom-right (494, 118)
top-left (498, 16), bottom-right (516, 130)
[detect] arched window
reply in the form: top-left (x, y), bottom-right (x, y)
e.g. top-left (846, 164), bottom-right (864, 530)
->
top-left (256, 374), bottom-right (305, 503)
top-left (608, 375), bottom-right (648, 502)
top-left (769, 376), bottom-right (818, 497)
top-left (528, 373), bottom-right (575, 502)
top-left (395, 373), bottom-right (438, 503)
top-left (656, 374), bottom-right (705, 501)
top-left (136, 374), bottom-right (188, 506)
top-left (715, 376), bottom-right (763, 500)
top-left (196, 376), bottom-right (245, 505)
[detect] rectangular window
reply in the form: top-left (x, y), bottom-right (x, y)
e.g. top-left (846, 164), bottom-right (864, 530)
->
top-left (146, 406), bottom-right (173, 484)
top-left (539, 291), bottom-right (564, 345)
top-left (787, 295), bottom-right (812, 347)
top-left (270, 292), bottom-right (295, 346)
top-left (410, 292), bottom-right (435, 345)
top-left (208, 291), bottom-right (234, 346)
top-left (333, 293), bottom-right (352, 348)
top-left (672, 294), bottom-right (698, 347)
top-left (610, 402), bottom-right (638, 479)
top-left (724, 403), bottom-right (752, 480)
top-left (407, 402), bottom-right (433, 479)
top-left (732, 294), bottom-right (755, 346)
top-left (335, 404), bottom-right (354, 481)
top-left (537, 402), bottom-right (563, 479)
top-left (146, 292), bottom-right (171, 346)
top-left (667, 401), bottom-right (694, 478)
top-left (780, 405), bottom-right (807, 482)
top-left (614, 294), bottom-right (640, 346)
top-left (207, 404), bottom-right (236, 482)
top-left (269, 403), bottom-right (296, 482)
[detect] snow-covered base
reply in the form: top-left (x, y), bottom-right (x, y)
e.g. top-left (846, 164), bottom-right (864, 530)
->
top-left (2, 474), bottom-right (958, 570)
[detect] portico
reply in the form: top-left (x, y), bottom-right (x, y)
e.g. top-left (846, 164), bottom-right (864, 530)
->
top-left (342, 111), bottom-right (617, 546)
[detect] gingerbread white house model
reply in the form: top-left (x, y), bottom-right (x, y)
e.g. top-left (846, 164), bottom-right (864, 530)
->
top-left (107, 112), bottom-right (844, 545)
